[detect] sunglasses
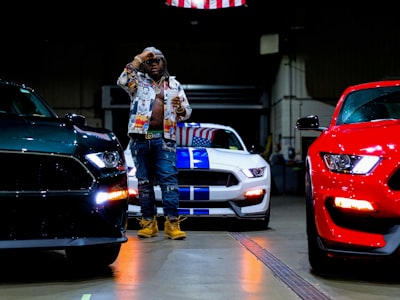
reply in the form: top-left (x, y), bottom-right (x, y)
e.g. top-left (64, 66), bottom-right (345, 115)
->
top-left (144, 58), bottom-right (162, 65)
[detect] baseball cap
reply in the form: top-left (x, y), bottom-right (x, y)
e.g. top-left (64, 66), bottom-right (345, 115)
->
top-left (143, 46), bottom-right (164, 58)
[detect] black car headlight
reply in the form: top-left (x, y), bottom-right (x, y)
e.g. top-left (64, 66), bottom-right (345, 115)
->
top-left (321, 153), bottom-right (380, 174)
top-left (86, 151), bottom-right (122, 169)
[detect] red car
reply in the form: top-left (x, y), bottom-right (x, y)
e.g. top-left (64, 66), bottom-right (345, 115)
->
top-left (296, 80), bottom-right (400, 272)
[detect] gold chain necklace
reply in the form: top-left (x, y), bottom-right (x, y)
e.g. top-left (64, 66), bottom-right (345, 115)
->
top-left (154, 76), bottom-right (165, 95)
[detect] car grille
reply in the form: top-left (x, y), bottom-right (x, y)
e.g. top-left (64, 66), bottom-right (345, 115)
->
top-left (0, 151), bottom-right (94, 191)
top-left (327, 198), bottom-right (397, 234)
top-left (0, 195), bottom-right (126, 240)
top-left (177, 170), bottom-right (239, 187)
top-left (0, 151), bottom-right (125, 241)
top-left (388, 167), bottom-right (400, 190)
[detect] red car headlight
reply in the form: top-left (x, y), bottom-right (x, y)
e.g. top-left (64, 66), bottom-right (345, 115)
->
top-left (321, 153), bottom-right (380, 174)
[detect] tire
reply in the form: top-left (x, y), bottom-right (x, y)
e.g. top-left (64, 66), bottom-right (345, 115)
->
top-left (260, 201), bottom-right (271, 229)
top-left (305, 168), bottom-right (333, 273)
top-left (248, 202), bottom-right (271, 230)
top-left (65, 244), bottom-right (121, 267)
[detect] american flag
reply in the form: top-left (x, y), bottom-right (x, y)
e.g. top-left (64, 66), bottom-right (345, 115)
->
top-left (165, 0), bottom-right (246, 9)
top-left (177, 126), bottom-right (216, 147)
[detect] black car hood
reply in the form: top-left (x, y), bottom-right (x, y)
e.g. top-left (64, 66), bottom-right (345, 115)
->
top-left (0, 116), bottom-right (117, 155)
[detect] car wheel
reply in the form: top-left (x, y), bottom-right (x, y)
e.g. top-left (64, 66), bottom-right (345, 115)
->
top-left (260, 201), bottom-right (271, 229)
top-left (250, 202), bottom-right (271, 230)
top-left (65, 244), bottom-right (121, 267)
top-left (305, 168), bottom-right (332, 273)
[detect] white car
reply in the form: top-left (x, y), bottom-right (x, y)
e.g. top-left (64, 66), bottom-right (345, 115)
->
top-left (125, 122), bottom-right (271, 228)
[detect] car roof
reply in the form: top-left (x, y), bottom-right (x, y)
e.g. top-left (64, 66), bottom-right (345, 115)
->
top-left (0, 78), bottom-right (34, 91)
top-left (178, 122), bottom-right (236, 131)
top-left (344, 80), bottom-right (400, 93)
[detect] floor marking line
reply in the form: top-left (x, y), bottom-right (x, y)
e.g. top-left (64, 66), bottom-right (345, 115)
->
top-left (230, 232), bottom-right (331, 300)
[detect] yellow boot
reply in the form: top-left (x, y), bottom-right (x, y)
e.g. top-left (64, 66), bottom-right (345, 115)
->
top-left (137, 216), bottom-right (159, 238)
top-left (164, 216), bottom-right (187, 240)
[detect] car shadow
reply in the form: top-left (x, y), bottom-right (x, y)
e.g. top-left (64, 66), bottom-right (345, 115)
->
top-left (0, 249), bottom-right (114, 283)
top-left (311, 258), bottom-right (400, 283)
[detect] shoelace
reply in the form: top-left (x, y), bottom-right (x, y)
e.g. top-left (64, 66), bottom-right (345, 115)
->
top-left (178, 216), bottom-right (188, 222)
top-left (169, 216), bottom-right (188, 226)
top-left (137, 218), bottom-right (154, 228)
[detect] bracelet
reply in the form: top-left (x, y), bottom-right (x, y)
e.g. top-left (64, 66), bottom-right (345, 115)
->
top-left (134, 56), bottom-right (143, 64)
top-left (176, 106), bottom-right (185, 114)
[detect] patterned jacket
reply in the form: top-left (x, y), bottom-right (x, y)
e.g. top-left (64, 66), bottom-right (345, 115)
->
top-left (117, 62), bottom-right (192, 141)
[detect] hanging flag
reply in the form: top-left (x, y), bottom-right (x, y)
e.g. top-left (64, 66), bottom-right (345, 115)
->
top-left (166, 0), bottom-right (246, 9)
top-left (177, 126), bottom-right (216, 147)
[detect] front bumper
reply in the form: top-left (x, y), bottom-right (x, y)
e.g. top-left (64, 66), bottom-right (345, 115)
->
top-left (0, 192), bottom-right (128, 250)
top-left (313, 186), bottom-right (400, 256)
top-left (128, 187), bottom-right (270, 220)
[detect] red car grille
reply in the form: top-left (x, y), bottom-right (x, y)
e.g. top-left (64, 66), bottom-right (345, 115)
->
top-left (388, 168), bottom-right (400, 190)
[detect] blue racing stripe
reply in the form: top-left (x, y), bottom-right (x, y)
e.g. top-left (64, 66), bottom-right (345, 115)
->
top-left (178, 208), bottom-right (190, 215)
top-left (193, 209), bottom-right (210, 215)
top-left (192, 148), bottom-right (210, 169)
top-left (179, 187), bottom-right (190, 200)
top-left (177, 209), bottom-right (210, 216)
top-left (177, 148), bottom-right (190, 169)
top-left (177, 148), bottom-right (210, 169)
top-left (179, 187), bottom-right (209, 200)
top-left (193, 187), bottom-right (209, 200)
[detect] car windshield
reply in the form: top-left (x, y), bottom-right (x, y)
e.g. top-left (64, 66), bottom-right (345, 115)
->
top-left (337, 86), bottom-right (400, 125)
top-left (0, 84), bottom-right (55, 117)
top-left (176, 126), bottom-right (244, 150)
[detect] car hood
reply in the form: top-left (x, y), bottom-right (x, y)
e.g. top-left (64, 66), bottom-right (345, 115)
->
top-left (325, 121), bottom-right (400, 156)
top-left (0, 117), bottom-right (116, 155)
top-left (177, 147), bottom-right (266, 169)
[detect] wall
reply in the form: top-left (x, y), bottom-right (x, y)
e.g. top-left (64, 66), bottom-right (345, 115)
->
top-left (271, 55), bottom-right (335, 161)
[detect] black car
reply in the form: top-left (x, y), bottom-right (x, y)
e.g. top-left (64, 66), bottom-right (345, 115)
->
top-left (0, 79), bottom-right (129, 266)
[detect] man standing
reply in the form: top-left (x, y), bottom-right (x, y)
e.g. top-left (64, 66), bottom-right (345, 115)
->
top-left (117, 46), bottom-right (192, 239)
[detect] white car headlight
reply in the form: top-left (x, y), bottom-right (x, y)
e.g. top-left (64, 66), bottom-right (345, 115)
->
top-left (86, 151), bottom-right (121, 168)
top-left (322, 153), bottom-right (380, 174)
top-left (241, 167), bottom-right (265, 178)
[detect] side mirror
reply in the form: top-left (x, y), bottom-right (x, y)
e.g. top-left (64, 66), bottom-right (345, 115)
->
top-left (296, 115), bottom-right (325, 132)
top-left (249, 144), bottom-right (265, 154)
top-left (65, 113), bottom-right (86, 125)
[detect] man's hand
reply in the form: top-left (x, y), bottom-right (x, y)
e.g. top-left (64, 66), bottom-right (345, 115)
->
top-left (172, 96), bottom-right (185, 114)
top-left (171, 96), bottom-right (181, 108)
top-left (140, 51), bottom-right (156, 61)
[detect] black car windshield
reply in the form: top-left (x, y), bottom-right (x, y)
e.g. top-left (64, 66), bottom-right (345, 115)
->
top-left (337, 86), bottom-right (400, 125)
top-left (0, 84), bottom-right (56, 117)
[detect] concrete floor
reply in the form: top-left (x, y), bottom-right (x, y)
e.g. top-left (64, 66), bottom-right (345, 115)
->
top-left (2, 195), bottom-right (400, 299)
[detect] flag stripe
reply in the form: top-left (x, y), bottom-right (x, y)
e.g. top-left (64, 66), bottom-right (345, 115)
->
top-left (166, 0), bottom-right (246, 9)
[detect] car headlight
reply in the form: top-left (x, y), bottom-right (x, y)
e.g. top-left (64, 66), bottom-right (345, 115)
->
top-left (321, 153), bottom-right (380, 174)
top-left (86, 151), bottom-right (122, 169)
top-left (241, 167), bottom-right (265, 178)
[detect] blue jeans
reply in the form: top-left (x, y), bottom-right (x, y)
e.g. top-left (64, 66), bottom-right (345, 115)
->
top-left (129, 137), bottom-right (179, 219)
